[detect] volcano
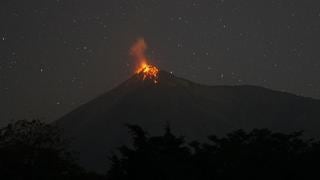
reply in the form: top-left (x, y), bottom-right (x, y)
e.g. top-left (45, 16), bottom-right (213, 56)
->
top-left (57, 70), bottom-right (320, 173)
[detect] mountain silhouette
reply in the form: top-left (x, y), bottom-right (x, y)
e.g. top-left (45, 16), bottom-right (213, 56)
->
top-left (56, 70), bottom-right (320, 173)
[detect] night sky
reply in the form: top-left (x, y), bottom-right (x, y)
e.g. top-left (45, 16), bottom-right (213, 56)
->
top-left (1, 0), bottom-right (320, 126)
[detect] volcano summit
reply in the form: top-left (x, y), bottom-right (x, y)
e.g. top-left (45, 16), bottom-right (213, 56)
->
top-left (57, 70), bottom-right (320, 173)
top-left (135, 63), bottom-right (159, 83)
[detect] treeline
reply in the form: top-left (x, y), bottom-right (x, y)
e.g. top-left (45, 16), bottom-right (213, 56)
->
top-left (0, 120), bottom-right (104, 180)
top-left (107, 124), bottom-right (320, 180)
top-left (1, 120), bottom-right (320, 180)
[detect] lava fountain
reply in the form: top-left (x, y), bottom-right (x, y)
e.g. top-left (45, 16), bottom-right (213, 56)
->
top-left (130, 38), bottom-right (159, 84)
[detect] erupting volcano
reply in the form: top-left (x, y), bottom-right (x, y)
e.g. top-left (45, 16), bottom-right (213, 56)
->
top-left (130, 38), bottom-right (159, 84)
top-left (56, 37), bottom-right (320, 173)
top-left (136, 63), bottom-right (159, 83)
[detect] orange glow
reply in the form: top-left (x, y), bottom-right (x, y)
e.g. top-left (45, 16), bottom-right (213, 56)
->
top-left (136, 62), bottom-right (159, 83)
top-left (130, 38), bottom-right (159, 84)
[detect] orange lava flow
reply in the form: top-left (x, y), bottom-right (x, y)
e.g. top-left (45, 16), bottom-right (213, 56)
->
top-left (130, 38), bottom-right (159, 84)
top-left (136, 62), bottom-right (159, 83)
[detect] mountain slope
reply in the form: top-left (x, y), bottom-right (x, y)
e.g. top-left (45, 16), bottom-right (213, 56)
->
top-left (56, 71), bottom-right (320, 173)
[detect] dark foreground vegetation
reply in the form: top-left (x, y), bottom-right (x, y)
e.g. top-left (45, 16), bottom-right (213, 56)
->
top-left (1, 120), bottom-right (320, 180)
top-left (0, 120), bottom-right (104, 180)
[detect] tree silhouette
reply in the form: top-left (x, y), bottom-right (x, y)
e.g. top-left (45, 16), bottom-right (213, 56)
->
top-left (195, 129), bottom-right (311, 180)
top-left (0, 120), bottom-right (103, 180)
top-left (107, 124), bottom-right (192, 180)
top-left (107, 125), bottom-right (320, 180)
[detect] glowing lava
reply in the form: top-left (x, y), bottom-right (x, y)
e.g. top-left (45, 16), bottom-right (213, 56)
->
top-left (130, 38), bottom-right (159, 84)
top-left (136, 62), bottom-right (159, 83)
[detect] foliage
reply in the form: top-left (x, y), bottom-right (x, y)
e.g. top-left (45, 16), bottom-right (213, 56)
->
top-left (1, 120), bottom-right (319, 180)
top-left (0, 120), bottom-right (103, 180)
top-left (107, 126), bottom-right (320, 180)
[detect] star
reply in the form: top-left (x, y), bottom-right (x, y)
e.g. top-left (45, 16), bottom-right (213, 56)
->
top-left (0, 0), bottom-right (320, 126)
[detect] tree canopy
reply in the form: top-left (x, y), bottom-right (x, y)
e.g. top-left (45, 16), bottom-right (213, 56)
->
top-left (107, 125), bottom-right (320, 180)
top-left (0, 120), bottom-right (103, 180)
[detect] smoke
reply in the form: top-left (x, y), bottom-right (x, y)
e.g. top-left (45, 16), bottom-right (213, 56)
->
top-left (130, 38), bottom-right (148, 64)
